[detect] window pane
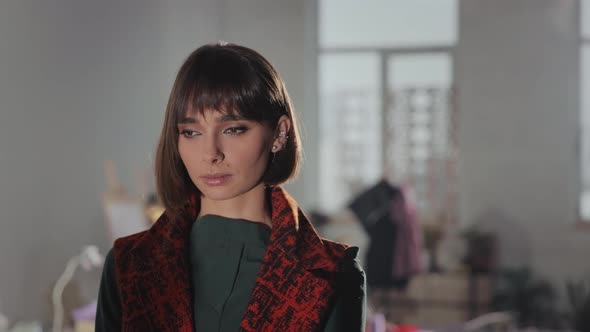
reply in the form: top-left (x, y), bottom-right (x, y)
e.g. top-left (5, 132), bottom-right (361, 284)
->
top-left (320, 0), bottom-right (457, 48)
top-left (386, 53), bottom-right (455, 219)
top-left (388, 53), bottom-right (452, 89)
top-left (319, 53), bottom-right (382, 211)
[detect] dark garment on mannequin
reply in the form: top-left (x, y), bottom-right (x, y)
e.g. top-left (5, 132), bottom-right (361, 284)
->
top-left (348, 180), bottom-right (409, 289)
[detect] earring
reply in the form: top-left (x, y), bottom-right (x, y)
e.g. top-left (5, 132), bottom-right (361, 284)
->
top-left (271, 145), bottom-right (279, 163)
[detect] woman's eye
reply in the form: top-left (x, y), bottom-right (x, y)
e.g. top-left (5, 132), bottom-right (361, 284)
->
top-left (224, 126), bottom-right (248, 135)
top-left (180, 129), bottom-right (200, 138)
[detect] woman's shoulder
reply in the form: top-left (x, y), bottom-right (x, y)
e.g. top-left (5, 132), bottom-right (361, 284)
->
top-left (321, 239), bottom-right (365, 277)
top-left (113, 229), bottom-right (149, 254)
top-left (112, 211), bottom-right (175, 255)
top-left (322, 243), bottom-right (367, 332)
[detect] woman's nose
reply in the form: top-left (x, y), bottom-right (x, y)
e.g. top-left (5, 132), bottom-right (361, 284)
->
top-left (202, 137), bottom-right (224, 164)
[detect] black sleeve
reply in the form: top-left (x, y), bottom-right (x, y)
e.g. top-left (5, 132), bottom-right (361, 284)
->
top-left (95, 248), bottom-right (122, 332)
top-left (323, 247), bottom-right (367, 332)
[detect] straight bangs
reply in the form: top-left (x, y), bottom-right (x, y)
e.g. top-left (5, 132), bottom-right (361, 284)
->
top-left (172, 47), bottom-right (285, 127)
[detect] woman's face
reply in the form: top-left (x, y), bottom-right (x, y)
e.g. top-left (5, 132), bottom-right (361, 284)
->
top-left (177, 109), bottom-right (275, 202)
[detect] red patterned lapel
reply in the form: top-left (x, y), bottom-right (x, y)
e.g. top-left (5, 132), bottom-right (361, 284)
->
top-left (114, 193), bottom-right (197, 332)
top-left (240, 187), bottom-right (347, 331)
top-left (114, 186), bottom-right (347, 332)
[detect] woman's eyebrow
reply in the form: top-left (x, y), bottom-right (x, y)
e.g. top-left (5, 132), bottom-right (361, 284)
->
top-left (178, 116), bottom-right (196, 124)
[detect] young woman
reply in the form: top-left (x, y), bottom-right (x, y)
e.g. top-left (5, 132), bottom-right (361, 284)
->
top-left (96, 42), bottom-right (366, 332)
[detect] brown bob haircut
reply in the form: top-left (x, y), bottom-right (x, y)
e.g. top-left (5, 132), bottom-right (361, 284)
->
top-left (155, 42), bottom-right (302, 214)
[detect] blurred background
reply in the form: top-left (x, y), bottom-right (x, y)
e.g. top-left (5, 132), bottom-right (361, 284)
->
top-left (0, 0), bottom-right (589, 331)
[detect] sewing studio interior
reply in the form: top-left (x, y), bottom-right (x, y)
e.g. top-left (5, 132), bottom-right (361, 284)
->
top-left (0, 1), bottom-right (589, 331)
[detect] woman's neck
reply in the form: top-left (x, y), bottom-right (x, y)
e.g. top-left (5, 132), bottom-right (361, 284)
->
top-left (197, 184), bottom-right (272, 227)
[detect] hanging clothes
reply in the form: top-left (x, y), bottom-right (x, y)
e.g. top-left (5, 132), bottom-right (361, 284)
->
top-left (348, 180), bottom-right (422, 289)
top-left (348, 180), bottom-right (406, 289)
top-left (391, 185), bottom-right (422, 280)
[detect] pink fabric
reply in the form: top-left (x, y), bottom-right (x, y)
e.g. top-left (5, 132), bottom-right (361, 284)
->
top-left (391, 186), bottom-right (422, 279)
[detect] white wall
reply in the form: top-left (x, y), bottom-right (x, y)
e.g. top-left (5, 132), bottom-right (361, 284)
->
top-left (0, 0), bottom-right (307, 322)
top-left (457, 0), bottom-right (590, 293)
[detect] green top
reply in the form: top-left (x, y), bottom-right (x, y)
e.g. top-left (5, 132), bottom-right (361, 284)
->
top-left (188, 214), bottom-right (360, 332)
top-left (189, 214), bottom-right (271, 331)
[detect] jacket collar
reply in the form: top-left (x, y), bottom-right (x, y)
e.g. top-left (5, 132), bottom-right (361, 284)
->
top-left (128, 185), bottom-right (340, 272)
top-left (115, 186), bottom-right (346, 331)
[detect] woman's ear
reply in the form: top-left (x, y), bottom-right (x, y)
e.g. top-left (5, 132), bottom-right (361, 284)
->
top-left (271, 115), bottom-right (291, 152)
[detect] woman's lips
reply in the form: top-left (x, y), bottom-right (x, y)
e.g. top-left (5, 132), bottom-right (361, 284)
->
top-left (200, 174), bottom-right (232, 186)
